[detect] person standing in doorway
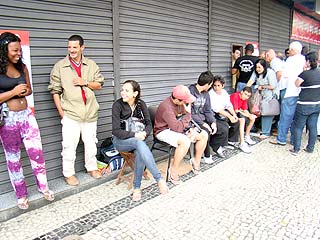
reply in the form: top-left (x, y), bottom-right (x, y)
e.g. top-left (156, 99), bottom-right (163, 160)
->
top-left (49, 35), bottom-right (105, 186)
top-left (231, 48), bottom-right (241, 91)
top-left (232, 44), bottom-right (259, 92)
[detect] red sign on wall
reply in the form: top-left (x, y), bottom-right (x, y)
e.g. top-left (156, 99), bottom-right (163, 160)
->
top-left (291, 11), bottom-right (320, 44)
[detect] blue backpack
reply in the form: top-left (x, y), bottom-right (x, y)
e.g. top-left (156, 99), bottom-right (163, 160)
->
top-left (98, 137), bottom-right (124, 171)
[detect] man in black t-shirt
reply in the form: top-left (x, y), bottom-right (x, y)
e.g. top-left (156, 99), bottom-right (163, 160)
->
top-left (232, 44), bottom-right (259, 92)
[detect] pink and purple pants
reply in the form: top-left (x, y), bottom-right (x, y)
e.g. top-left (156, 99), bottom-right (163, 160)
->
top-left (0, 108), bottom-right (49, 199)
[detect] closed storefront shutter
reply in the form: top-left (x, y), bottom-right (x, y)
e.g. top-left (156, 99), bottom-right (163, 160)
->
top-left (118, 0), bottom-right (209, 105)
top-left (308, 43), bottom-right (319, 52)
top-left (260, 0), bottom-right (291, 52)
top-left (0, 0), bottom-right (113, 193)
top-left (210, 0), bottom-right (259, 89)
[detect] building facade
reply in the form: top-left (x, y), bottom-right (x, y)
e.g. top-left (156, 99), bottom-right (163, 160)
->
top-left (0, 0), bottom-right (318, 194)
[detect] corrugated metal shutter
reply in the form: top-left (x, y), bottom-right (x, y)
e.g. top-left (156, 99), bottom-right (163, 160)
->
top-left (118, 0), bottom-right (209, 105)
top-left (210, 0), bottom-right (260, 89)
top-left (260, 0), bottom-right (291, 52)
top-left (0, 0), bottom-right (113, 193)
top-left (308, 43), bottom-right (319, 52)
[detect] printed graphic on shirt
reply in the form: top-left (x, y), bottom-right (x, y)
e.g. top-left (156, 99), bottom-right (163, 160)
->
top-left (239, 59), bottom-right (255, 73)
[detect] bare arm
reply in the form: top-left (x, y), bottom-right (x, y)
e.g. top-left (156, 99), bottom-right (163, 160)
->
top-left (231, 68), bottom-right (238, 75)
top-left (295, 78), bottom-right (304, 87)
top-left (0, 89), bottom-right (19, 104)
top-left (218, 109), bottom-right (238, 123)
top-left (276, 71), bottom-right (282, 82)
top-left (87, 81), bottom-right (102, 90)
top-left (0, 66), bottom-right (31, 103)
top-left (19, 65), bottom-right (33, 97)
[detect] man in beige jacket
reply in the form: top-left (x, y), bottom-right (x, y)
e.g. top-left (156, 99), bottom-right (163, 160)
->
top-left (49, 35), bottom-right (104, 186)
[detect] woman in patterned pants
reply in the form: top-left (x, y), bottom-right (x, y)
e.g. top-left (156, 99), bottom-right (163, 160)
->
top-left (0, 32), bottom-right (54, 210)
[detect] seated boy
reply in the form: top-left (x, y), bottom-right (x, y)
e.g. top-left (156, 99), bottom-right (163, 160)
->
top-left (230, 86), bottom-right (257, 146)
top-left (189, 71), bottom-right (229, 159)
top-left (209, 75), bottom-right (251, 153)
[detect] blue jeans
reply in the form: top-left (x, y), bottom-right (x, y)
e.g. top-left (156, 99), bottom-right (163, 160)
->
top-left (112, 136), bottom-right (162, 189)
top-left (292, 104), bottom-right (320, 152)
top-left (277, 96), bottom-right (298, 144)
top-left (236, 82), bottom-right (247, 92)
top-left (261, 116), bottom-right (274, 136)
top-left (279, 89), bottom-right (286, 105)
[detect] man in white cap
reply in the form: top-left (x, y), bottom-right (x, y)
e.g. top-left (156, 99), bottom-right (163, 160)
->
top-left (154, 85), bottom-right (208, 185)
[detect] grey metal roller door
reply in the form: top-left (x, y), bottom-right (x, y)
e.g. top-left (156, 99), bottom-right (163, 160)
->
top-left (118, 0), bottom-right (209, 105)
top-left (0, 0), bottom-right (113, 193)
top-left (260, 0), bottom-right (291, 52)
top-left (308, 43), bottom-right (319, 52)
top-left (210, 0), bottom-right (259, 89)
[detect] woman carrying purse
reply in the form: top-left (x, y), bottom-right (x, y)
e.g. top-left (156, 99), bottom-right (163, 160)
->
top-left (247, 59), bottom-right (278, 139)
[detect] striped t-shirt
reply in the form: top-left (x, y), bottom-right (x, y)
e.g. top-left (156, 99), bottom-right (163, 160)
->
top-left (297, 68), bottom-right (320, 105)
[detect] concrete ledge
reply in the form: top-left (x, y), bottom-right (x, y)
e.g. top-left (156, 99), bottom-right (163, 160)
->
top-left (0, 171), bottom-right (119, 222)
top-left (0, 152), bottom-right (168, 222)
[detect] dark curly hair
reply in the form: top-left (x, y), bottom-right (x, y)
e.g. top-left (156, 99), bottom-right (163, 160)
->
top-left (0, 32), bottom-right (23, 74)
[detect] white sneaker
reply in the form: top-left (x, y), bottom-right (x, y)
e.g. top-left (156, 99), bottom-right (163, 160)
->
top-left (203, 156), bottom-right (214, 164)
top-left (215, 147), bottom-right (226, 158)
top-left (228, 141), bottom-right (237, 146)
top-left (240, 142), bottom-right (252, 153)
top-left (223, 145), bottom-right (234, 150)
top-left (245, 135), bottom-right (256, 145)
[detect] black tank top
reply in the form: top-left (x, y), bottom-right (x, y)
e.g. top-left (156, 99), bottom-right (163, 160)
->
top-left (0, 72), bottom-right (26, 97)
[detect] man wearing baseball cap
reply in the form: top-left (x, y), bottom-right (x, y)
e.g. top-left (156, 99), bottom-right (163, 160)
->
top-left (232, 43), bottom-right (259, 92)
top-left (154, 85), bottom-right (208, 185)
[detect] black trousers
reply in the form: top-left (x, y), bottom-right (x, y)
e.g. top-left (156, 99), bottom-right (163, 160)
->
top-left (200, 126), bottom-right (212, 158)
top-left (209, 119), bottom-right (240, 152)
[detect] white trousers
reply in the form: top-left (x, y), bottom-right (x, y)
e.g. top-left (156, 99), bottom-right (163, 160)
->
top-left (61, 115), bottom-right (98, 177)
